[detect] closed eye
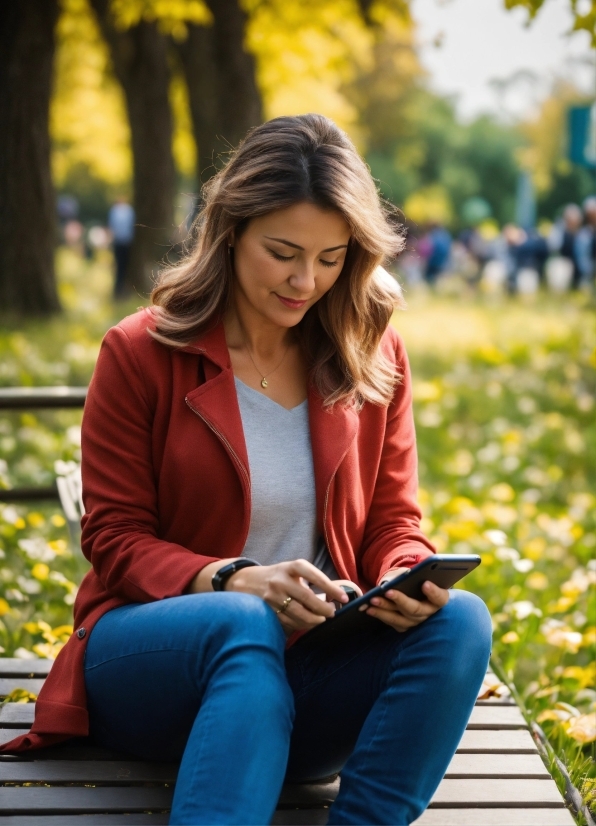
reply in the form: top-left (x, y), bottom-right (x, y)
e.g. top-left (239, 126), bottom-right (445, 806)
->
top-left (320, 259), bottom-right (340, 268)
top-left (268, 249), bottom-right (294, 262)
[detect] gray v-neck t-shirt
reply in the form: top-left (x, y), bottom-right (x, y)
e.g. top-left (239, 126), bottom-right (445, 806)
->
top-left (235, 378), bottom-right (338, 579)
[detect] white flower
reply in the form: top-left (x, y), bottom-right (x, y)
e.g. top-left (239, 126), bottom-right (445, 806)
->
top-left (14, 647), bottom-right (36, 660)
top-left (484, 529), bottom-right (508, 546)
top-left (510, 601), bottom-right (542, 620)
top-left (18, 538), bottom-right (56, 562)
top-left (495, 547), bottom-right (520, 562)
top-left (513, 559), bottom-right (534, 573)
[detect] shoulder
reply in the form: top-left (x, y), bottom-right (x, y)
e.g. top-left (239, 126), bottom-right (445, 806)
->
top-left (101, 308), bottom-right (171, 374)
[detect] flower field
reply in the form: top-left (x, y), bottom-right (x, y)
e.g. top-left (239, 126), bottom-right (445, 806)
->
top-left (0, 250), bottom-right (595, 813)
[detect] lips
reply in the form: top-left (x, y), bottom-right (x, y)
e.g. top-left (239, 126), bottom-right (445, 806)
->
top-left (275, 294), bottom-right (308, 309)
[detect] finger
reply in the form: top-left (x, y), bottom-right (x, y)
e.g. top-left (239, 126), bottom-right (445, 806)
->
top-left (286, 560), bottom-right (349, 604)
top-left (421, 580), bottom-right (450, 607)
top-left (366, 605), bottom-right (419, 631)
top-left (382, 588), bottom-right (438, 618)
top-left (281, 598), bottom-right (329, 628)
top-left (279, 578), bottom-right (336, 618)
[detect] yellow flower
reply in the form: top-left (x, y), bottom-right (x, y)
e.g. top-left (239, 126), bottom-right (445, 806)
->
top-left (31, 563), bottom-right (50, 581)
top-left (27, 512), bottom-right (45, 528)
top-left (566, 713), bottom-right (596, 744)
top-left (50, 514), bottom-right (66, 527)
top-left (523, 537), bottom-right (546, 560)
top-left (0, 598), bottom-right (10, 617)
top-left (48, 539), bottom-right (68, 555)
top-left (526, 572), bottom-right (548, 590)
top-left (14, 517), bottom-right (26, 530)
top-left (501, 631), bottom-right (520, 644)
top-left (489, 483), bottom-right (515, 502)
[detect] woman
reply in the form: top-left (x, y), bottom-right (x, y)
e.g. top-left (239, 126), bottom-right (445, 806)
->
top-left (2, 115), bottom-right (492, 825)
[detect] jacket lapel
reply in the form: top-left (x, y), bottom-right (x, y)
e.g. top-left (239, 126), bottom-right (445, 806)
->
top-left (183, 322), bottom-right (250, 493)
top-left (308, 385), bottom-right (359, 535)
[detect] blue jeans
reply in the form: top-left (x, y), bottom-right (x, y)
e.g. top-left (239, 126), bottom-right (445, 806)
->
top-left (84, 590), bottom-right (492, 825)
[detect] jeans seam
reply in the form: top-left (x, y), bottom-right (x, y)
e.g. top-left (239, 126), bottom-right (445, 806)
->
top-left (84, 647), bottom-right (214, 673)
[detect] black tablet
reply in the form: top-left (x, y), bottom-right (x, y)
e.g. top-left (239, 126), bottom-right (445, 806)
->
top-left (293, 554), bottom-right (481, 651)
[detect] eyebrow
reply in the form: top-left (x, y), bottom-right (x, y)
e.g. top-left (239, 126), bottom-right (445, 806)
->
top-left (264, 236), bottom-right (348, 253)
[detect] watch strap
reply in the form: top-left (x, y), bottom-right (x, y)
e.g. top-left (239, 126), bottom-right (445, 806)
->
top-left (211, 558), bottom-right (261, 591)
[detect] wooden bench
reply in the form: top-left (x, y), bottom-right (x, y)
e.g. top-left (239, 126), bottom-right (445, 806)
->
top-left (0, 659), bottom-right (574, 825)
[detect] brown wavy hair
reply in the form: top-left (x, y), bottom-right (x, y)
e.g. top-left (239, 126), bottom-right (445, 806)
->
top-left (150, 113), bottom-right (406, 408)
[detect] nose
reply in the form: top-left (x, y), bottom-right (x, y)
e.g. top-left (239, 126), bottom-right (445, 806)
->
top-left (289, 260), bottom-right (316, 295)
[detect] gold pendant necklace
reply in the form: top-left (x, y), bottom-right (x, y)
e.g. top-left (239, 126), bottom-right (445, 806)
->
top-left (244, 338), bottom-right (290, 389)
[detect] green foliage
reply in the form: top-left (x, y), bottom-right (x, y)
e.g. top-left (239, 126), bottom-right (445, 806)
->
top-left (504, 0), bottom-right (596, 47)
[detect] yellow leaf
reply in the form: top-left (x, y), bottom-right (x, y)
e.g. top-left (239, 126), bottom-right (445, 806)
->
top-left (3, 688), bottom-right (37, 703)
top-left (537, 709), bottom-right (570, 723)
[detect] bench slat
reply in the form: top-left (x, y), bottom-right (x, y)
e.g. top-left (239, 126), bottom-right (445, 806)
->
top-left (0, 387), bottom-right (87, 409)
top-left (430, 778), bottom-right (564, 807)
top-left (0, 660), bottom-right (53, 677)
top-left (0, 729), bottom-right (30, 746)
top-left (0, 679), bottom-right (45, 697)
top-left (0, 760), bottom-right (178, 784)
top-left (457, 729), bottom-right (536, 753)
top-left (467, 705), bottom-right (526, 728)
top-left (445, 753), bottom-right (549, 778)
top-left (0, 818), bottom-right (169, 826)
top-left (0, 753), bottom-right (550, 783)
top-left (0, 786), bottom-right (173, 814)
top-left (412, 808), bottom-right (576, 825)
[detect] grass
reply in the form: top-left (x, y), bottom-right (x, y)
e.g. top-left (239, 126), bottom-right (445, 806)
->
top-left (0, 249), bottom-right (595, 813)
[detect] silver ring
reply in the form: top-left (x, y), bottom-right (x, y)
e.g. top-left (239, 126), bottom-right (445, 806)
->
top-left (276, 596), bottom-right (293, 615)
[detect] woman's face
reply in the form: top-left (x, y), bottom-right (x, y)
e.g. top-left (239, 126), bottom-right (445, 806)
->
top-left (231, 201), bottom-right (351, 329)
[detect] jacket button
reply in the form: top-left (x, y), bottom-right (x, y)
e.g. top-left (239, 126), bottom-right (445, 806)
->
top-left (76, 627), bottom-right (86, 639)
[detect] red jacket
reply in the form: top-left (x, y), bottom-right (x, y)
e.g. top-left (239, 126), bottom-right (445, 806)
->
top-left (2, 309), bottom-right (434, 753)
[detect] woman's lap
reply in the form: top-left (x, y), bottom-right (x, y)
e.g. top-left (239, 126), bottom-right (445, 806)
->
top-left (84, 589), bottom-right (492, 823)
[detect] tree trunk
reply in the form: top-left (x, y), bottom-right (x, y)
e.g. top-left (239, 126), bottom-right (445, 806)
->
top-left (89, 0), bottom-right (176, 296)
top-left (175, 0), bottom-right (263, 183)
top-left (0, 0), bottom-right (61, 316)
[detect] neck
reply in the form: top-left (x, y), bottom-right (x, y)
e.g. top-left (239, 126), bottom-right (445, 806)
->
top-left (224, 293), bottom-right (294, 359)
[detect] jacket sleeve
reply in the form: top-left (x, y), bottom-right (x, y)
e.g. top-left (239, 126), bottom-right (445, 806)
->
top-left (360, 331), bottom-right (436, 586)
top-left (80, 325), bottom-right (220, 602)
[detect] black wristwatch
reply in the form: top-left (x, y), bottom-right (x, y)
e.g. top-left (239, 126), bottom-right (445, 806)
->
top-left (211, 558), bottom-right (261, 591)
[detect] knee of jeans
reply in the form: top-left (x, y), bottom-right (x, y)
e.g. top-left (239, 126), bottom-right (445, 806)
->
top-left (438, 590), bottom-right (493, 663)
top-left (208, 592), bottom-right (287, 654)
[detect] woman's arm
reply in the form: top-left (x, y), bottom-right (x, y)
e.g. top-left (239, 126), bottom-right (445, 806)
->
top-left (80, 324), bottom-right (222, 602)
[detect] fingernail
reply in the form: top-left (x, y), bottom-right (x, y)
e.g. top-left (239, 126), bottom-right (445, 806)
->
top-left (340, 594), bottom-right (349, 603)
top-left (386, 591), bottom-right (396, 599)
top-left (371, 597), bottom-right (381, 606)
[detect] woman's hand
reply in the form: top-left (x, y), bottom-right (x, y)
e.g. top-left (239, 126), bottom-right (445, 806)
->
top-left (226, 559), bottom-right (350, 633)
top-left (365, 567), bottom-right (449, 632)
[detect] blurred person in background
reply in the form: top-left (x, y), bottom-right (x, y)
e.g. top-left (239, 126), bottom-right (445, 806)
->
top-left (108, 196), bottom-right (135, 299)
top-left (577, 196), bottom-right (596, 286)
top-left (548, 204), bottom-right (583, 290)
top-left (423, 222), bottom-right (452, 286)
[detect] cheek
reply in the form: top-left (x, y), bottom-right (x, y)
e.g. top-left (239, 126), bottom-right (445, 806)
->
top-left (236, 249), bottom-right (283, 294)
